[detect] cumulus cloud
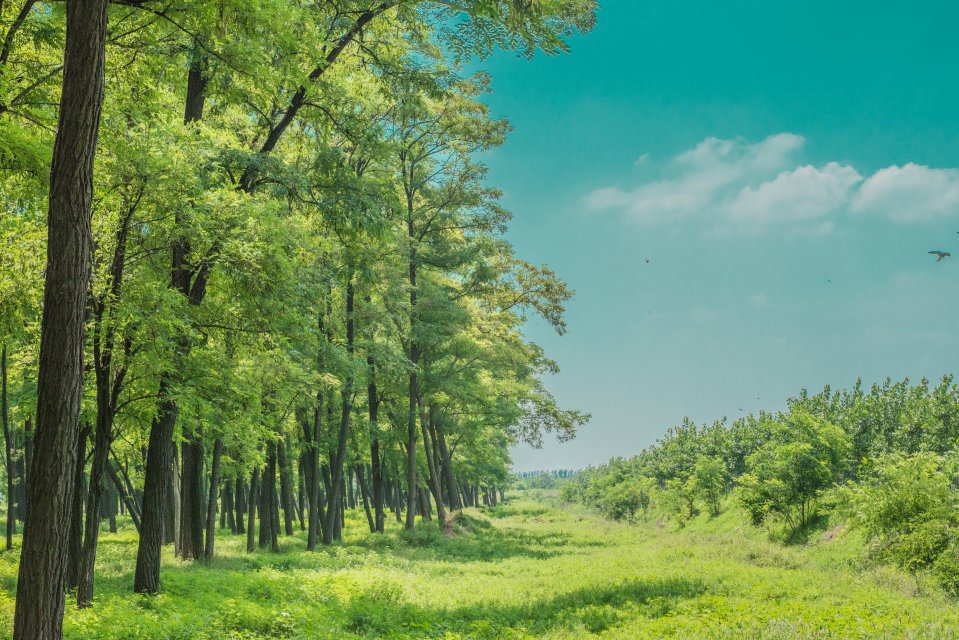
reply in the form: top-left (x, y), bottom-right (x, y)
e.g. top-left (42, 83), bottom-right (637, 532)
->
top-left (584, 134), bottom-right (804, 224)
top-left (726, 162), bottom-right (862, 225)
top-left (851, 163), bottom-right (959, 222)
top-left (587, 135), bottom-right (959, 232)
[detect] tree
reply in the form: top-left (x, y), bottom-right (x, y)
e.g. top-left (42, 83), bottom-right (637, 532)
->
top-left (14, 2), bottom-right (110, 637)
top-left (691, 456), bottom-right (725, 517)
top-left (738, 412), bottom-right (849, 533)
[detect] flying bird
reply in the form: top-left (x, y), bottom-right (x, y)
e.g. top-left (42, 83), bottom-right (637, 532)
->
top-left (929, 251), bottom-right (951, 262)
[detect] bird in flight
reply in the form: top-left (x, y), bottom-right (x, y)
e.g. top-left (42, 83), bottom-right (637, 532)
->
top-left (930, 251), bottom-right (951, 262)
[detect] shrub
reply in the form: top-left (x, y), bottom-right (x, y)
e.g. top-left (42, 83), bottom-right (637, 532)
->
top-left (691, 456), bottom-right (725, 516)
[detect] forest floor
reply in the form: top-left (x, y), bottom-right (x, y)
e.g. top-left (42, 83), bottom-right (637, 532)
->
top-left (0, 492), bottom-right (957, 639)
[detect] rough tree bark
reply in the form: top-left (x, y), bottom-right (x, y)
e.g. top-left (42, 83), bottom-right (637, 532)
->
top-left (13, 2), bottom-right (109, 636)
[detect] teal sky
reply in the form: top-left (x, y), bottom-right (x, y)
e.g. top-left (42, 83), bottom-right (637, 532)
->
top-left (475, 0), bottom-right (959, 470)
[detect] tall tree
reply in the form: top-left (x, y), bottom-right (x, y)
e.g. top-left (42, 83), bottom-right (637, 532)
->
top-left (14, 1), bottom-right (110, 637)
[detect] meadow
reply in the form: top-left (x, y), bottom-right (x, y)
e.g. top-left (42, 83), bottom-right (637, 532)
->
top-left (0, 492), bottom-right (953, 639)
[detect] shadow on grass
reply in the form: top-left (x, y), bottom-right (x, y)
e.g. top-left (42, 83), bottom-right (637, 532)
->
top-left (345, 575), bottom-right (708, 638)
top-left (783, 513), bottom-right (831, 546)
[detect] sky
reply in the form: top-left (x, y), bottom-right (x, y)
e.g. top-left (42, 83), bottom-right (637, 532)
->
top-left (472, 0), bottom-right (959, 471)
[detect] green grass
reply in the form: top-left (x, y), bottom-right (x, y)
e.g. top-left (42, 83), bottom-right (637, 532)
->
top-left (0, 494), bottom-right (956, 638)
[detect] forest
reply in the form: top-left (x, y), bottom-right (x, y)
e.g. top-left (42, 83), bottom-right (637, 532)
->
top-left (0, 1), bottom-right (594, 638)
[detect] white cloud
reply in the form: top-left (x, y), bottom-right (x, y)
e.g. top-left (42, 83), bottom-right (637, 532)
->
top-left (585, 134), bottom-right (804, 224)
top-left (587, 135), bottom-right (959, 232)
top-left (726, 162), bottom-right (862, 225)
top-left (851, 163), bottom-right (959, 222)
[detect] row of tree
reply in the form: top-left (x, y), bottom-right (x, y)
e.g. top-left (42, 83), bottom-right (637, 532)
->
top-left (0, 1), bottom-right (594, 637)
top-left (563, 376), bottom-right (959, 591)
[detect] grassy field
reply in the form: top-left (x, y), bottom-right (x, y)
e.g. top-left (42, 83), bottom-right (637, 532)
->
top-left (0, 493), bottom-right (957, 639)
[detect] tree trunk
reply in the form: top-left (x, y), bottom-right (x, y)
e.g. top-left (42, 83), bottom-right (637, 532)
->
top-left (234, 476), bottom-right (246, 535)
top-left (23, 416), bottom-right (32, 517)
top-left (106, 459), bottom-right (140, 531)
top-left (323, 275), bottom-right (354, 544)
top-left (277, 439), bottom-right (294, 536)
top-left (223, 480), bottom-right (235, 533)
top-left (2, 345), bottom-right (14, 549)
top-left (432, 411), bottom-right (460, 510)
top-left (246, 468), bottom-right (258, 552)
top-left (13, 2), bottom-right (108, 635)
top-left (65, 426), bottom-right (89, 592)
top-left (304, 398), bottom-right (323, 550)
top-left (179, 425), bottom-right (205, 560)
top-left (368, 359), bottom-right (385, 533)
top-left (296, 460), bottom-right (305, 532)
top-left (356, 465), bottom-right (375, 533)
top-left (418, 402), bottom-right (448, 527)
top-left (259, 443), bottom-right (278, 551)
top-left (76, 393), bottom-right (113, 606)
top-left (133, 392), bottom-right (178, 594)
top-left (204, 437), bottom-right (223, 557)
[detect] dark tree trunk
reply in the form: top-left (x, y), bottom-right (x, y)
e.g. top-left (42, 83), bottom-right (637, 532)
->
top-left (246, 468), bottom-right (258, 552)
top-left (162, 447), bottom-right (178, 548)
top-left (356, 464), bottom-right (375, 533)
top-left (323, 275), bottom-right (354, 545)
top-left (179, 426), bottom-right (205, 560)
top-left (134, 392), bottom-right (178, 594)
top-left (204, 437), bottom-right (223, 557)
top-left (22, 418), bottom-right (32, 520)
top-left (418, 402), bottom-right (448, 527)
top-left (296, 459), bottom-right (305, 532)
top-left (2, 345), bottom-right (14, 549)
top-left (432, 411), bottom-right (460, 510)
top-left (394, 480), bottom-right (403, 523)
top-left (367, 358), bottom-right (385, 533)
top-left (259, 443), bottom-right (278, 551)
top-left (77, 398), bottom-right (112, 606)
top-left (13, 2), bottom-right (108, 635)
top-left (346, 467), bottom-right (356, 511)
top-left (223, 480), bottom-right (235, 533)
top-left (303, 398), bottom-right (323, 550)
top-left (418, 487), bottom-right (432, 522)
top-left (277, 439), bottom-right (294, 536)
top-left (65, 426), bottom-right (89, 593)
top-left (234, 476), bottom-right (246, 535)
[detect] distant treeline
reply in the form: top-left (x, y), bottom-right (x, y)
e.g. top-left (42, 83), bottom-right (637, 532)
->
top-left (515, 470), bottom-right (578, 480)
top-left (513, 469), bottom-right (578, 490)
top-left (563, 376), bottom-right (959, 596)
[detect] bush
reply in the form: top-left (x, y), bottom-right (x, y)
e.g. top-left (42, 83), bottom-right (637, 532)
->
top-left (836, 451), bottom-right (959, 592)
top-left (660, 477), bottom-right (698, 527)
top-left (597, 477), bottom-right (653, 522)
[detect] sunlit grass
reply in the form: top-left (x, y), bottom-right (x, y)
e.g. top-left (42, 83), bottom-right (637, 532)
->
top-left (0, 493), bottom-right (955, 638)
